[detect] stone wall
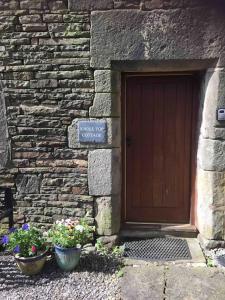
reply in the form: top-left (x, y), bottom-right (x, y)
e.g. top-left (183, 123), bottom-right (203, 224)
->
top-left (1, 0), bottom-right (225, 244)
top-left (0, 0), bottom-right (94, 227)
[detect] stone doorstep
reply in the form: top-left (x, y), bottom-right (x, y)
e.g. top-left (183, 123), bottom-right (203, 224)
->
top-left (120, 223), bottom-right (198, 238)
top-left (122, 238), bottom-right (206, 267)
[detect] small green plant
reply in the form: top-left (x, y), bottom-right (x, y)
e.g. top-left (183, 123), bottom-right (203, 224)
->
top-left (1, 223), bottom-right (47, 257)
top-left (112, 245), bottom-right (125, 257)
top-left (95, 240), bottom-right (109, 255)
top-left (48, 218), bottom-right (95, 249)
top-left (95, 241), bottom-right (125, 257)
top-left (115, 266), bottom-right (125, 278)
top-left (207, 257), bottom-right (215, 267)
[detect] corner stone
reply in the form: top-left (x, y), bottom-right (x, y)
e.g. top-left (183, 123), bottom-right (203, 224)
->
top-left (94, 70), bottom-right (121, 93)
top-left (95, 196), bottom-right (120, 235)
top-left (89, 93), bottom-right (120, 117)
top-left (88, 149), bottom-right (121, 196)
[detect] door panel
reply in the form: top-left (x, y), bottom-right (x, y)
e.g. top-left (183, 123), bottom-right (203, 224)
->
top-left (124, 75), bottom-right (196, 223)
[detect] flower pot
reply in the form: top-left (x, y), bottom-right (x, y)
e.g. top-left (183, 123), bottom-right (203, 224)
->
top-left (14, 251), bottom-right (48, 276)
top-left (54, 245), bottom-right (81, 271)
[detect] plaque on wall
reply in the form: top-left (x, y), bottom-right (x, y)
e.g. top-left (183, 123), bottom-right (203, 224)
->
top-left (78, 120), bottom-right (107, 144)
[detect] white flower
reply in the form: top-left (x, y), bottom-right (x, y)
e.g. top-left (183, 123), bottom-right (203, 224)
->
top-left (43, 231), bottom-right (48, 237)
top-left (75, 225), bottom-right (84, 233)
top-left (76, 244), bottom-right (81, 249)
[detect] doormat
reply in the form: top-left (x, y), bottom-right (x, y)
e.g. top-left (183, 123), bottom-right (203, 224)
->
top-left (123, 238), bottom-right (192, 261)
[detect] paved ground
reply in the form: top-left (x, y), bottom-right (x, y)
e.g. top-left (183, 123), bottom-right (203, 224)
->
top-left (120, 265), bottom-right (225, 300)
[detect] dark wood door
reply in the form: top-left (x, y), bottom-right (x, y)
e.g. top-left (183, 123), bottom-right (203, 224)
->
top-left (123, 75), bottom-right (197, 224)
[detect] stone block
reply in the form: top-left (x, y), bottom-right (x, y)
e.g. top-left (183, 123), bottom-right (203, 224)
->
top-left (89, 93), bottom-right (120, 117)
top-left (114, 0), bottom-right (142, 9)
top-left (30, 79), bottom-right (58, 88)
top-left (22, 24), bottom-right (47, 32)
top-left (94, 70), bottom-right (121, 93)
top-left (197, 168), bottom-right (225, 240)
top-left (68, 118), bottom-right (120, 149)
top-left (95, 196), bottom-right (120, 235)
top-left (68, 0), bottom-right (113, 11)
top-left (0, 90), bottom-right (9, 170)
top-left (200, 69), bottom-right (225, 139)
top-left (19, 15), bottom-right (42, 24)
top-left (20, 0), bottom-right (48, 9)
top-left (16, 174), bottom-right (41, 194)
top-left (91, 9), bottom-right (225, 68)
top-left (43, 14), bottom-right (63, 23)
top-left (198, 138), bottom-right (225, 171)
top-left (88, 149), bottom-right (121, 196)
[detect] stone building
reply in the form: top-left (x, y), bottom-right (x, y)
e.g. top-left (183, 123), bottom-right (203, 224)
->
top-left (1, 0), bottom-right (225, 248)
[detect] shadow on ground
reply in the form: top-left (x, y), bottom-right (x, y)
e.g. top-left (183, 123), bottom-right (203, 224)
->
top-left (0, 252), bottom-right (122, 292)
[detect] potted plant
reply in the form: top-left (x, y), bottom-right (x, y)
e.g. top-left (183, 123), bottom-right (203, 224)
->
top-left (48, 218), bottom-right (94, 271)
top-left (1, 223), bottom-right (48, 276)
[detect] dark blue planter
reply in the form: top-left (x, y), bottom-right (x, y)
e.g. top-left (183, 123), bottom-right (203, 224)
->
top-left (54, 245), bottom-right (81, 271)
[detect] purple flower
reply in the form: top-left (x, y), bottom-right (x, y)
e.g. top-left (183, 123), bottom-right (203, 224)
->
top-left (1, 235), bottom-right (9, 245)
top-left (22, 223), bottom-right (29, 231)
top-left (13, 245), bottom-right (20, 254)
top-left (9, 227), bottom-right (16, 233)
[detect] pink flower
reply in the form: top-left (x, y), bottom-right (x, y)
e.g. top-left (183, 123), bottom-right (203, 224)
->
top-left (31, 245), bottom-right (37, 253)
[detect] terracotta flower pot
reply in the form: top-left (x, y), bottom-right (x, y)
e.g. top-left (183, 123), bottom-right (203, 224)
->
top-left (14, 251), bottom-right (48, 276)
top-left (54, 245), bottom-right (81, 271)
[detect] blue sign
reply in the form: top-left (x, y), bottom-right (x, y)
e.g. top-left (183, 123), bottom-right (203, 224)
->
top-left (78, 120), bottom-right (107, 144)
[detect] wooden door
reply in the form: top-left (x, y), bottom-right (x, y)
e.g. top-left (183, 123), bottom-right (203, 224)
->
top-left (123, 75), bottom-right (197, 224)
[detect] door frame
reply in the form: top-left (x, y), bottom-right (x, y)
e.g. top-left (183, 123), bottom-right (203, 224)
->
top-left (121, 72), bottom-right (200, 227)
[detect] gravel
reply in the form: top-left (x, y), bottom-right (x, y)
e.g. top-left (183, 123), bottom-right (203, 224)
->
top-left (0, 252), bottom-right (122, 300)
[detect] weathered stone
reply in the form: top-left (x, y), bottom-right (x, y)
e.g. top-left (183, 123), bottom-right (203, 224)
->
top-left (43, 14), bottom-right (63, 23)
top-left (58, 79), bottom-right (94, 89)
top-left (20, 0), bottom-right (48, 10)
top-left (89, 93), bottom-right (120, 117)
top-left (0, 86), bottom-right (9, 170)
top-left (68, 0), bottom-right (113, 11)
top-left (197, 168), bottom-right (225, 240)
top-left (198, 138), bottom-right (225, 171)
top-left (68, 118), bottom-right (120, 149)
top-left (95, 196), bottom-right (120, 235)
top-left (19, 15), bottom-right (42, 24)
top-left (121, 266), bottom-right (165, 300)
top-left (97, 235), bottom-right (119, 248)
top-left (91, 9), bottom-right (225, 68)
top-left (114, 0), bottom-right (142, 9)
top-left (44, 207), bottom-right (62, 216)
top-left (94, 70), bottom-right (121, 93)
top-left (63, 14), bottom-right (90, 23)
top-left (39, 38), bottom-right (90, 46)
top-left (30, 79), bottom-right (58, 88)
top-left (198, 233), bottom-right (225, 250)
top-left (22, 24), bottom-right (47, 32)
top-left (16, 174), bottom-right (41, 194)
top-left (88, 149), bottom-right (121, 196)
top-left (166, 266), bottom-right (225, 300)
top-left (35, 70), bottom-right (92, 80)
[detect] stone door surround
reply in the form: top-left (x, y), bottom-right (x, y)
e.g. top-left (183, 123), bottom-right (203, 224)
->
top-left (78, 6), bottom-right (225, 244)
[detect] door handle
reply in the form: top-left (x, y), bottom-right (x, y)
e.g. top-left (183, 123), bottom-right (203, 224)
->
top-left (126, 137), bottom-right (132, 147)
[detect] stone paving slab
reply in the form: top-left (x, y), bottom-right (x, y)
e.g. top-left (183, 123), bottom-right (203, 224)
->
top-left (120, 265), bottom-right (225, 300)
top-left (121, 266), bottom-right (165, 300)
top-left (166, 266), bottom-right (225, 300)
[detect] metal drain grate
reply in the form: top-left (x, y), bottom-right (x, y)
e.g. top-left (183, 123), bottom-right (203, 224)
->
top-left (123, 238), bottom-right (192, 261)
